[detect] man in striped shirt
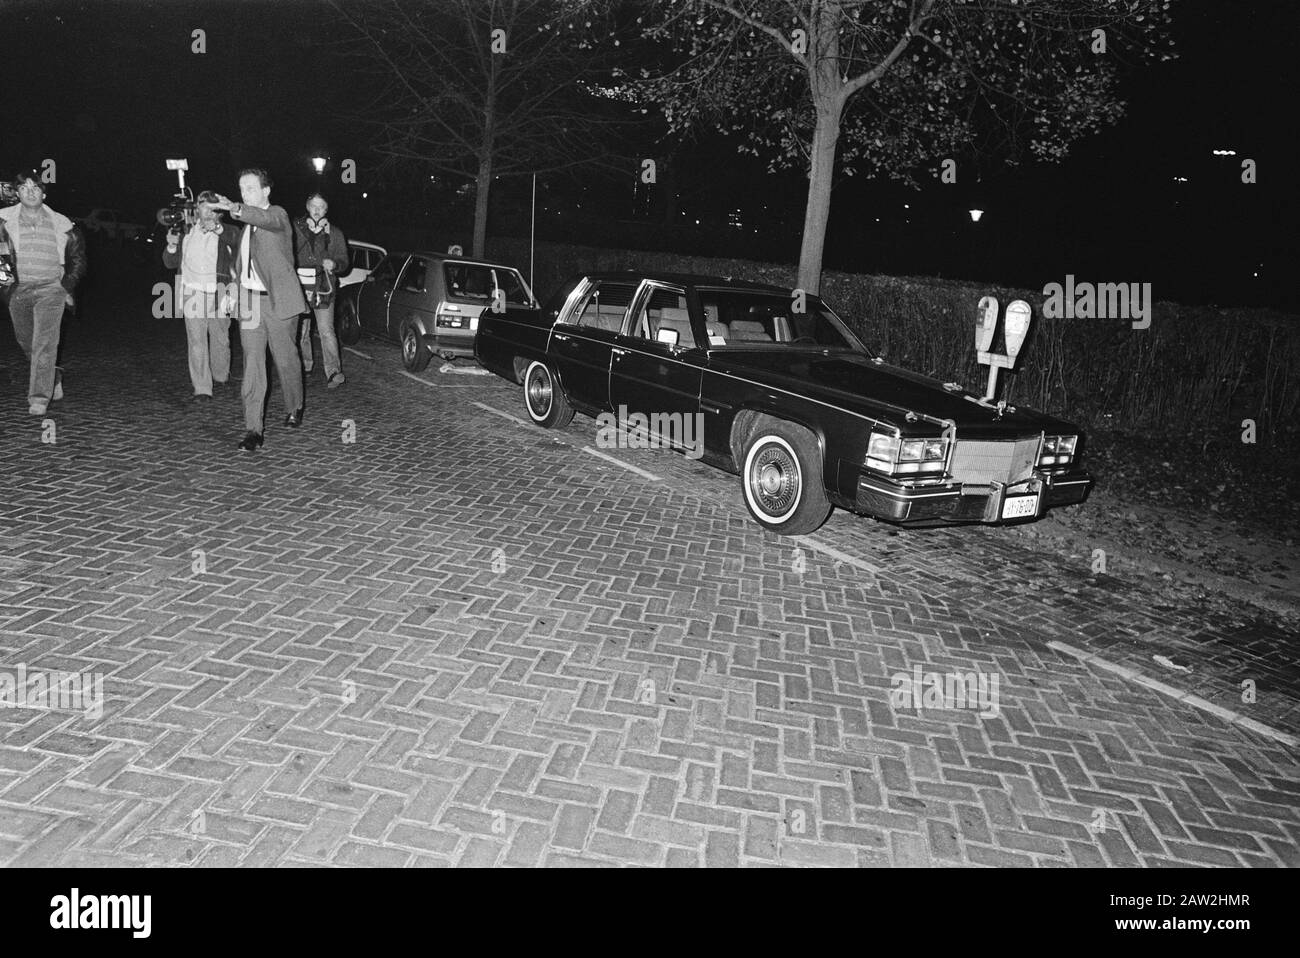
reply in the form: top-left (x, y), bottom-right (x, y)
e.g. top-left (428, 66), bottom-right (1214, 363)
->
top-left (0, 171), bottom-right (87, 415)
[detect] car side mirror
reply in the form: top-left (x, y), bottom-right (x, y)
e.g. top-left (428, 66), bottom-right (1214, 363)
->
top-left (656, 328), bottom-right (679, 347)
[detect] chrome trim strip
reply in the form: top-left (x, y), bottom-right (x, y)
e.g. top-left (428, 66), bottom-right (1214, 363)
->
top-left (858, 479), bottom-right (962, 501)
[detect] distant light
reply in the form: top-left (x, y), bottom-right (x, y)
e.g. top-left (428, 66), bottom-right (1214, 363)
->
top-left (1211, 149), bottom-right (1237, 156)
top-left (1172, 176), bottom-right (1188, 183)
top-left (903, 204), bottom-right (910, 209)
top-left (311, 156), bottom-right (327, 173)
top-left (362, 192), bottom-right (368, 199)
top-left (968, 209), bottom-right (984, 223)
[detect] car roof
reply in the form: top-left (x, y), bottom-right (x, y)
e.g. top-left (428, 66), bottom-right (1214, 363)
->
top-left (385, 250), bottom-right (525, 272)
top-left (347, 240), bottom-right (386, 251)
top-left (580, 271), bottom-right (796, 296)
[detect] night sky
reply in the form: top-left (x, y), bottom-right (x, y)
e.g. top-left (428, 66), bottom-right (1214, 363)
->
top-left (4, 0), bottom-right (1296, 307)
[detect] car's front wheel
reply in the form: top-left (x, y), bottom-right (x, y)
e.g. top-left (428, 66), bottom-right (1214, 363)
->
top-left (740, 422), bottom-right (832, 535)
top-left (522, 360), bottom-right (574, 428)
top-left (401, 323), bottom-right (432, 372)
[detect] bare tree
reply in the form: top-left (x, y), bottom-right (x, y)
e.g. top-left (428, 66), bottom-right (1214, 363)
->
top-left (632, 1), bottom-right (1175, 293)
top-left (328, 0), bottom-right (634, 256)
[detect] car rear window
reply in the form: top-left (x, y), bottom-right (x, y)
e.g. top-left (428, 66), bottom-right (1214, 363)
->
top-left (572, 281), bottom-right (637, 332)
top-left (444, 263), bottom-right (494, 299)
top-left (697, 289), bottom-right (866, 351)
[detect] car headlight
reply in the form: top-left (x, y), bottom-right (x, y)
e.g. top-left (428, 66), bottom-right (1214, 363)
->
top-left (866, 431), bottom-right (947, 475)
top-left (1039, 434), bottom-right (1077, 468)
top-left (865, 432), bottom-right (899, 473)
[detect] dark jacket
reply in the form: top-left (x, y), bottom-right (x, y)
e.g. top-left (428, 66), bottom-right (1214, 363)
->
top-left (0, 203), bottom-right (87, 298)
top-left (230, 203), bottom-right (308, 322)
top-left (292, 217), bottom-right (349, 308)
top-left (161, 220), bottom-right (243, 284)
top-left (0, 221), bottom-right (14, 297)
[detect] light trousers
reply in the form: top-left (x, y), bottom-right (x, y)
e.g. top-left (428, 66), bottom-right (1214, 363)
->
top-left (181, 289), bottom-right (231, 395)
top-left (8, 280), bottom-right (66, 405)
top-left (298, 301), bottom-right (342, 378)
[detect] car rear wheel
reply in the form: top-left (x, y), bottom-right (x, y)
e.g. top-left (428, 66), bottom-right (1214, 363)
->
top-left (740, 422), bottom-right (832, 535)
top-left (522, 360), bottom-right (574, 428)
top-left (401, 323), bottom-right (432, 372)
top-left (338, 297), bottom-right (361, 346)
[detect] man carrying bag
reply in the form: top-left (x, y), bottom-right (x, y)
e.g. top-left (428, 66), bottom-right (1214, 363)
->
top-left (293, 193), bottom-right (350, 388)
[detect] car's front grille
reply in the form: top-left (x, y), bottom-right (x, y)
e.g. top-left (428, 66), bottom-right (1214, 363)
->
top-left (949, 438), bottom-right (1040, 485)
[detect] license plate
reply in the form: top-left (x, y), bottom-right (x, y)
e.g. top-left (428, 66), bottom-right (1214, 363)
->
top-left (1001, 495), bottom-right (1039, 520)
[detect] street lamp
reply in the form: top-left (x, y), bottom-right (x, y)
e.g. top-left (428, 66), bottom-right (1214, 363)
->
top-left (311, 156), bottom-right (327, 174)
top-left (969, 208), bottom-right (984, 223)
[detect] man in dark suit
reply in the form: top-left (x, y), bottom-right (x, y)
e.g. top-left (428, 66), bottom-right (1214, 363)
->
top-left (211, 169), bottom-right (308, 452)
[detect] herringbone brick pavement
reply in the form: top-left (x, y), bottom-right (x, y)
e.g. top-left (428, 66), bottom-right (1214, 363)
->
top-left (1, 289), bottom-right (1297, 867)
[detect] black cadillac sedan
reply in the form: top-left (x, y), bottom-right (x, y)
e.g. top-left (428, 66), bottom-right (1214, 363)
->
top-left (475, 272), bottom-right (1092, 535)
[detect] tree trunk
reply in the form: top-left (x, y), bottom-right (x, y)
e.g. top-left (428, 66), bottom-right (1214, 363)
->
top-left (473, 58), bottom-right (497, 259)
top-left (472, 153), bottom-right (492, 259)
top-left (796, 103), bottom-right (841, 295)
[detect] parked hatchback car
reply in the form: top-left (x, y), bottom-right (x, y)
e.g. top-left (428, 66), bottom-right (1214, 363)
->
top-left (339, 250), bottom-right (535, 370)
top-left (476, 271), bottom-right (1092, 535)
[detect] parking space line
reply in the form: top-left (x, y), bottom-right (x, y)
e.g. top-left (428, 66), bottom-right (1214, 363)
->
top-left (400, 370), bottom-right (485, 388)
top-left (794, 536), bottom-right (883, 576)
top-left (471, 400), bottom-right (662, 480)
top-left (344, 347), bottom-right (372, 360)
top-left (472, 401), bottom-right (530, 427)
top-left (1047, 640), bottom-right (1299, 748)
top-left (400, 370), bottom-right (441, 388)
top-left (579, 446), bottom-right (661, 481)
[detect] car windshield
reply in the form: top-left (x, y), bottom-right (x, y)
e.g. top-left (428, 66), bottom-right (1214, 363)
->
top-left (697, 289), bottom-right (868, 352)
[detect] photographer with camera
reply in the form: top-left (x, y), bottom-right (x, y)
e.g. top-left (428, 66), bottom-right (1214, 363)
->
top-left (0, 170), bottom-right (86, 416)
top-left (294, 193), bottom-right (350, 388)
top-left (162, 191), bottom-right (242, 401)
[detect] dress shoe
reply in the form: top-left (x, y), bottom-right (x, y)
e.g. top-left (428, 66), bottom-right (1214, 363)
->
top-left (28, 402), bottom-right (48, 416)
top-left (284, 409), bottom-right (303, 428)
top-left (237, 431), bottom-right (264, 452)
top-left (327, 372), bottom-right (345, 389)
top-left (194, 393), bottom-right (212, 403)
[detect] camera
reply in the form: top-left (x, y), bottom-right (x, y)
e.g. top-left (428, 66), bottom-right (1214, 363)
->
top-left (155, 158), bottom-right (197, 232)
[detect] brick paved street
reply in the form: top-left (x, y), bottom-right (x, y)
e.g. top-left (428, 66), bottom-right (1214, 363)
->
top-left (2, 286), bottom-right (1298, 868)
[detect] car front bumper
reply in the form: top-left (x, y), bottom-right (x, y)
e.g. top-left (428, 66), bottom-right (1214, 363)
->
top-left (852, 469), bottom-right (1092, 525)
